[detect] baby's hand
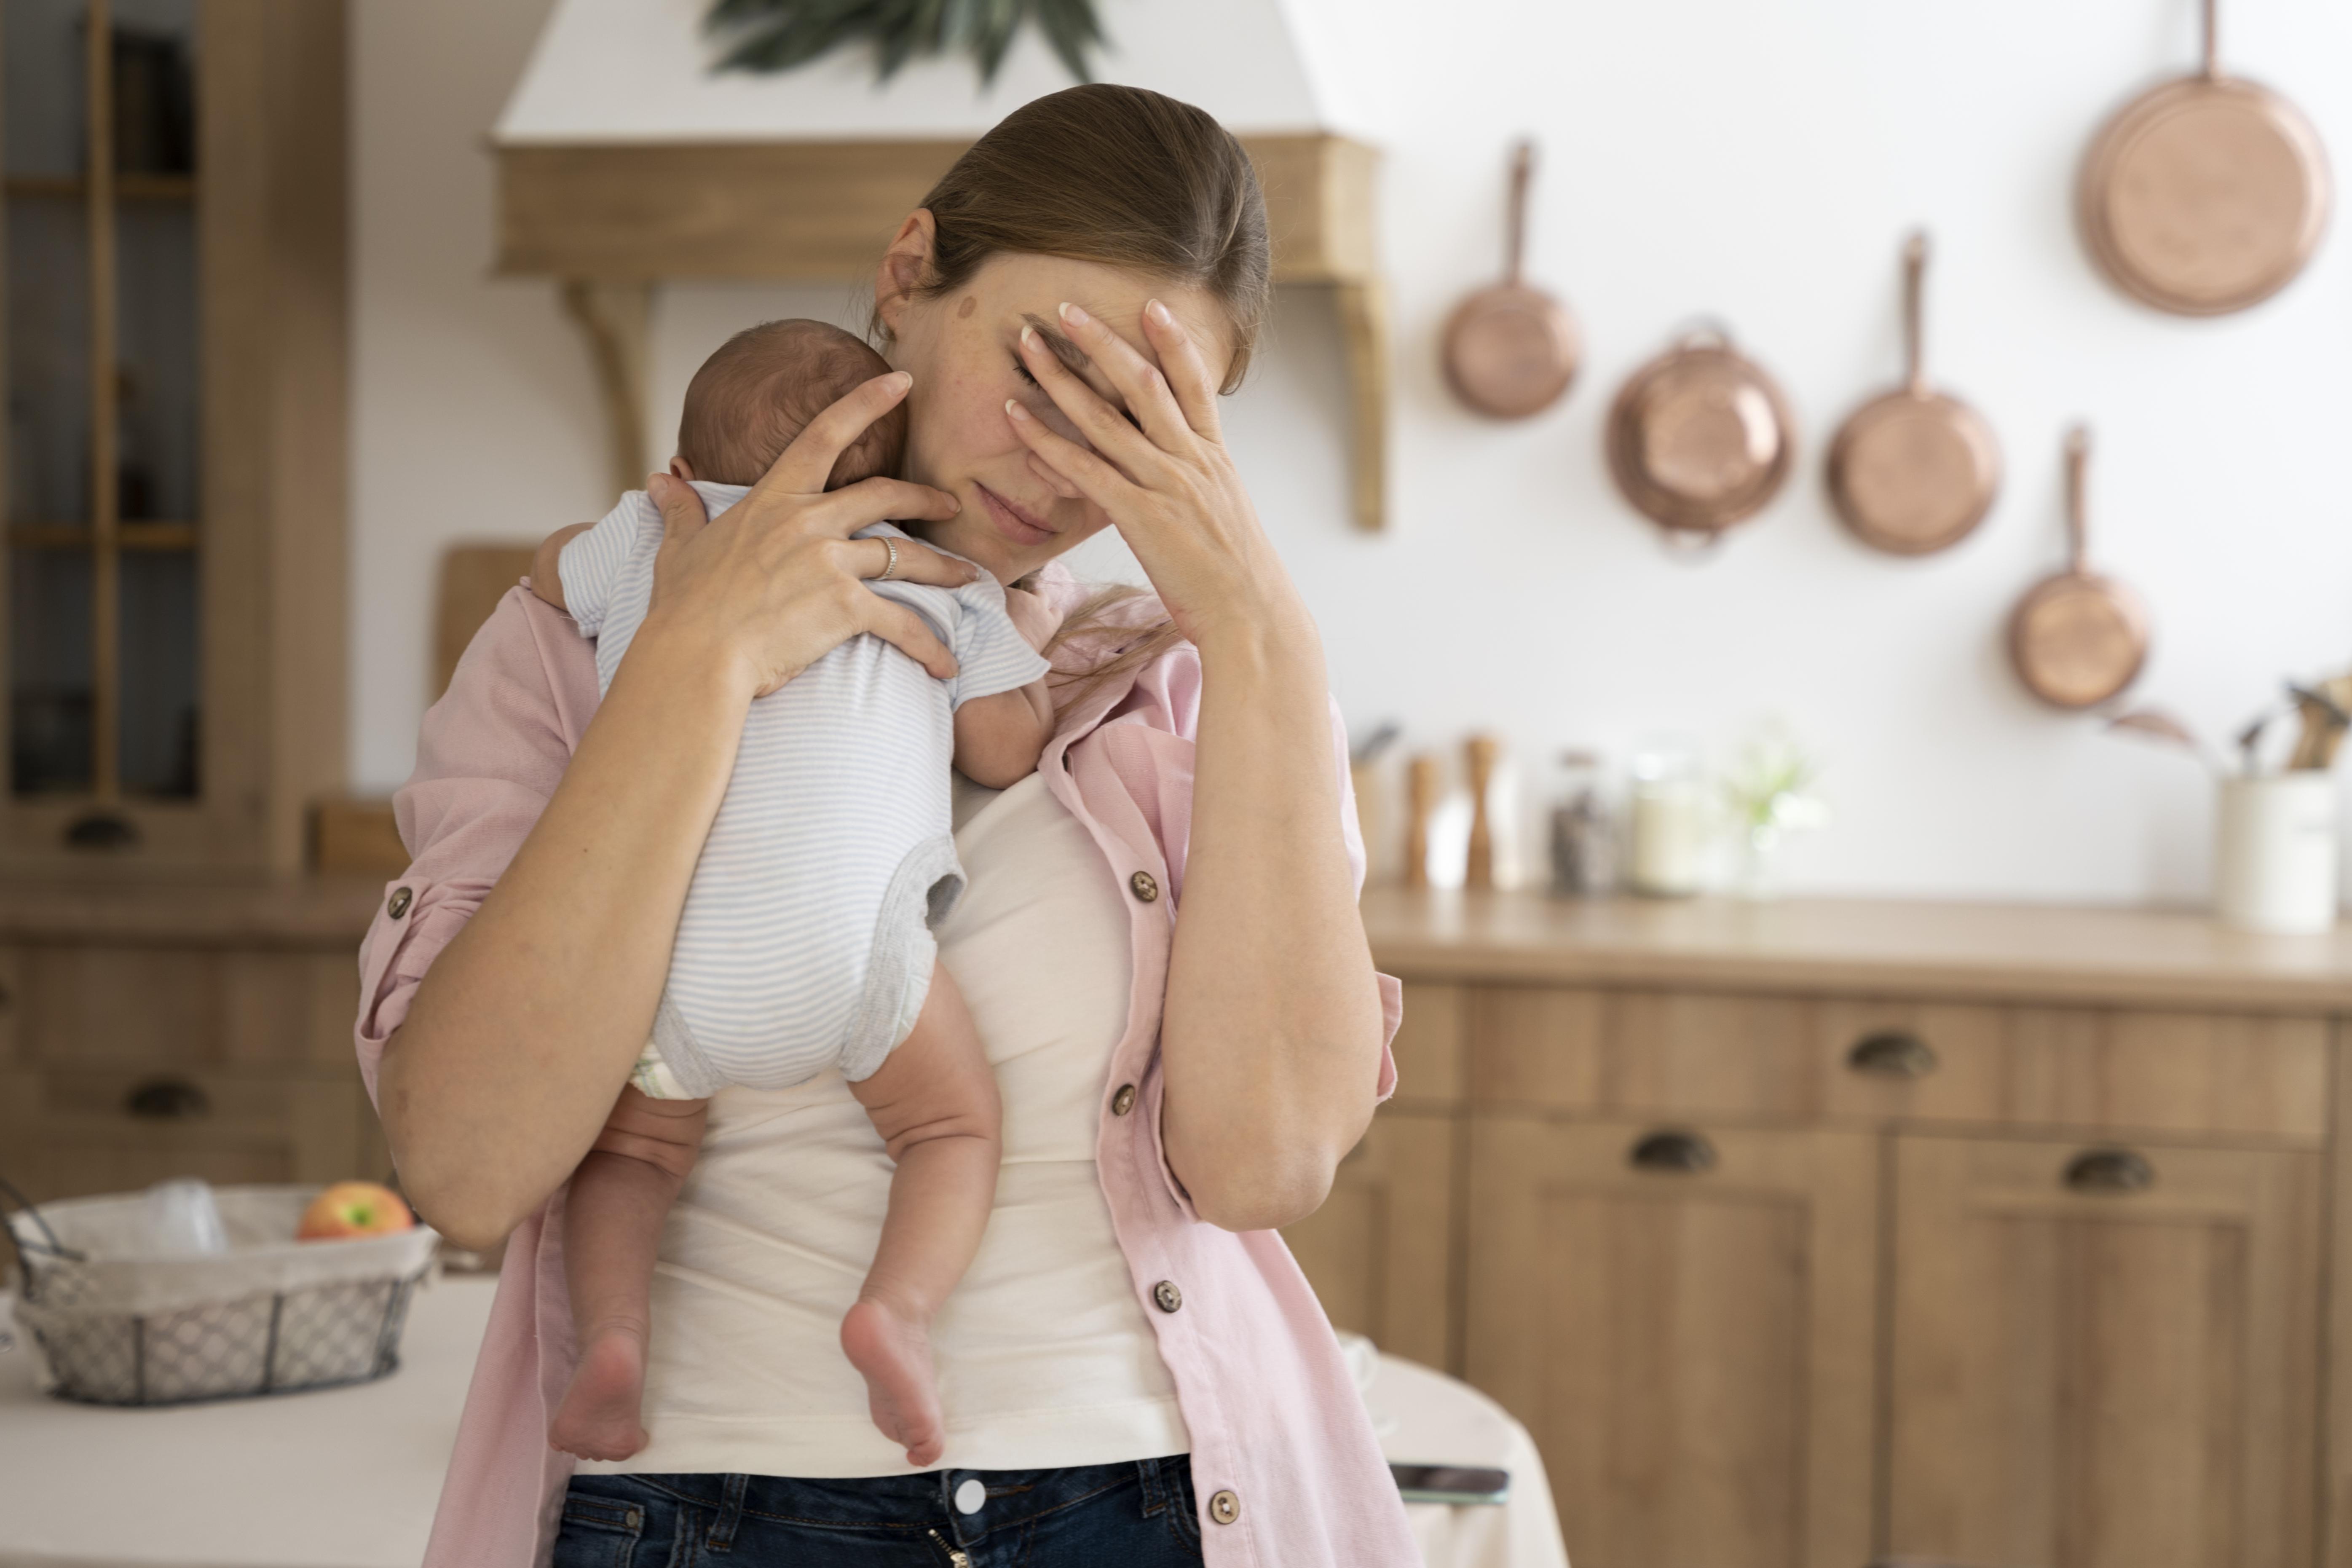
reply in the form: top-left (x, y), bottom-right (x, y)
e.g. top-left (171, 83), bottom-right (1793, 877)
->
top-left (1002, 584), bottom-right (1065, 655)
top-left (530, 523), bottom-right (594, 614)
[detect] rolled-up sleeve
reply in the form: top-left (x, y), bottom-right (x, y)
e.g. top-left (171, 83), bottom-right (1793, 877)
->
top-left (354, 587), bottom-right (595, 1103)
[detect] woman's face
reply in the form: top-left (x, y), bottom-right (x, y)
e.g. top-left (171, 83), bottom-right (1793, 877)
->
top-left (876, 225), bottom-right (1235, 584)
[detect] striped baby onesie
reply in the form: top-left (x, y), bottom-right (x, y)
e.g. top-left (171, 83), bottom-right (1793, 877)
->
top-left (558, 481), bottom-right (1049, 1098)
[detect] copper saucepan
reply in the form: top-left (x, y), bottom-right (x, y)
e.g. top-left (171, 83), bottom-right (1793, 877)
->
top-left (2079, 0), bottom-right (2331, 315)
top-left (2008, 426), bottom-right (2150, 710)
top-left (1441, 140), bottom-right (1581, 419)
top-left (1827, 232), bottom-right (2001, 556)
top-left (1605, 327), bottom-right (1796, 544)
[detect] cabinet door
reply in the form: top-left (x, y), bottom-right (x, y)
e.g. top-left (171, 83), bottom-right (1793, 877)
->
top-left (1466, 1117), bottom-right (1876, 1568)
top-left (1283, 1108), bottom-right (1456, 1371)
top-left (1890, 1134), bottom-right (2320, 1568)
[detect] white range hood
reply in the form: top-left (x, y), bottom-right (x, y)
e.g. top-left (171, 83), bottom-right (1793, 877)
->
top-left (487, 0), bottom-right (1388, 528)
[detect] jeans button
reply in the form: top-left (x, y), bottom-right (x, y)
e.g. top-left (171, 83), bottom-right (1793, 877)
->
top-left (954, 1477), bottom-right (986, 1514)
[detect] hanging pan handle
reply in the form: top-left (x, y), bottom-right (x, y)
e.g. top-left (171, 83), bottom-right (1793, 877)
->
top-left (1901, 231), bottom-right (1929, 394)
top-left (2064, 425), bottom-right (2092, 573)
top-left (2201, 0), bottom-right (2220, 80)
top-left (1503, 139), bottom-right (1535, 284)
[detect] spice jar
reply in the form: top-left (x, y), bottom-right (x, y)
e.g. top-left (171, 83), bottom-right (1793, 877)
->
top-left (1548, 750), bottom-right (1616, 896)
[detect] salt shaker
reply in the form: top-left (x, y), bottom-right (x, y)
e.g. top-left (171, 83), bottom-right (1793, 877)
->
top-left (1549, 750), bottom-right (1616, 896)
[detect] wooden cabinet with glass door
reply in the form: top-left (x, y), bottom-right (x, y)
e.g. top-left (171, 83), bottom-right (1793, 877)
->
top-left (3, 0), bottom-right (345, 874)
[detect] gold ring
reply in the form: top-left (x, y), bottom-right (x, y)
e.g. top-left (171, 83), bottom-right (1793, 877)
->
top-left (879, 537), bottom-right (899, 582)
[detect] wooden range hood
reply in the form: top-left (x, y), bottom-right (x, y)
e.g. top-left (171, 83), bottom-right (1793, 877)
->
top-left (491, 1), bottom-right (1389, 529)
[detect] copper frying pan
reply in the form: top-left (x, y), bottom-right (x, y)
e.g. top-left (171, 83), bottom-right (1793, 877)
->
top-left (2008, 427), bottom-right (2150, 711)
top-left (1604, 327), bottom-right (1796, 544)
top-left (2079, 0), bottom-right (2330, 315)
top-left (1441, 141), bottom-right (1581, 419)
top-left (1827, 233), bottom-right (2001, 556)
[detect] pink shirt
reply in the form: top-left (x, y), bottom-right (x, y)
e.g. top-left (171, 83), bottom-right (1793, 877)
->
top-left (353, 563), bottom-right (1417, 1568)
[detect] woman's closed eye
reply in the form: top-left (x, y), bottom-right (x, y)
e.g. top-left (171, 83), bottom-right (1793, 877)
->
top-left (1013, 356), bottom-right (1142, 430)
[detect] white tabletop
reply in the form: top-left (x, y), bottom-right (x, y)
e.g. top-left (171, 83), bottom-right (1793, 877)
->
top-left (0, 1280), bottom-right (1565, 1568)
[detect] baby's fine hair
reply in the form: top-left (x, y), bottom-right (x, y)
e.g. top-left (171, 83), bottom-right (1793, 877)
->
top-left (675, 319), bottom-right (905, 489)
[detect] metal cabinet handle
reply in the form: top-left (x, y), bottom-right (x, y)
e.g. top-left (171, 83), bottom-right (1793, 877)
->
top-left (2064, 1147), bottom-right (2154, 1194)
top-left (1847, 1029), bottom-right (1938, 1079)
top-left (125, 1077), bottom-right (210, 1120)
top-left (1629, 1129), bottom-right (1717, 1173)
top-left (64, 811), bottom-right (139, 851)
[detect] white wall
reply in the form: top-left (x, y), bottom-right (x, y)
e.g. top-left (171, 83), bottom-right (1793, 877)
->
top-left (351, 0), bottom-right (2352, 904)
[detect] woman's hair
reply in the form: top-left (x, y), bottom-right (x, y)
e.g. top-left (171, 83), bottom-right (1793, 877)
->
top-left (881, 83), bottom-right (1273, 392)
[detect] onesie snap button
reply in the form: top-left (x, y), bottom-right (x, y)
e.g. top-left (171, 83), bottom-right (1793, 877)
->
top-left (1128, 869), bottom-right (1159, 903)
top-left (1208, 1488), bottom-right (1241, 1525)
top-left (1152, 1279), bottom-right (1183, 1313)
top-left (386, 886), bottom-right (413, 919)
top-left (1111, 1083), bottom-right (1137, 1115)
top-left (954, 1478), bottom-right (986, 1514)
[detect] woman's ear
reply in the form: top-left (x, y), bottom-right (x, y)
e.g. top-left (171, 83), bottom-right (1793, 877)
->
top-left (874, 209), bottom-right (939, 336)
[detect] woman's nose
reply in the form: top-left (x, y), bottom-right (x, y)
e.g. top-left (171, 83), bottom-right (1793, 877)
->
top-left (1015, 386), bottom-right (1091, 451)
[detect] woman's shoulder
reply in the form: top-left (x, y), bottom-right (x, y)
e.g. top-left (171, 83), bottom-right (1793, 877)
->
top-left (416, 584), bottom-right (601, 782)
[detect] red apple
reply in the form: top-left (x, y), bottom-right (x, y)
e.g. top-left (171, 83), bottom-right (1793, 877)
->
top-left (297, 1180), bottom-right (414, 1241)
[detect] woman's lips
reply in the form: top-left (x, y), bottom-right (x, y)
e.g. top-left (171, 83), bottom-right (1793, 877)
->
top-left (975, 483), bottom-right (1055, 546)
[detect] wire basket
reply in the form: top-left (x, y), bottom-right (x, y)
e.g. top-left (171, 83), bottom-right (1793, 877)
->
top-left (1, 1180), bottom-right (437, 1407)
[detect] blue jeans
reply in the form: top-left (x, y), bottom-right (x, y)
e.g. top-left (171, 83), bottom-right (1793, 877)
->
top-left (553, 1458), bottom-right (1205, 1567)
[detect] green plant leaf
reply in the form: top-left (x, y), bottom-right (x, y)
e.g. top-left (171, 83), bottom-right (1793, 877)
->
top-left (704, 0), bottom-right (1105, 84)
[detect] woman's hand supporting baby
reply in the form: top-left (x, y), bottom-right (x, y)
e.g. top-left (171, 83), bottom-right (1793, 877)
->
top-left (380, 373), bottom-right (978, 1253)
top-left (1001, 301), bottom-right (1386, 1233)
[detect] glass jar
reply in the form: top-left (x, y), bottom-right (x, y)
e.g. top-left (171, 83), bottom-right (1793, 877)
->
top-left (1548, 749), bottom-right (1615, 896)
top-left (1628, 739), bottom-right (1708, 897)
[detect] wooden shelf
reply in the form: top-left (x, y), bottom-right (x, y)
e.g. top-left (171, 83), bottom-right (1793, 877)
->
top-left (9, 521), bottom-right (198, 551)
top-left (5, 173), bottom-right (198, 202)
top-left (495, 134), bottom-right (1389, 530)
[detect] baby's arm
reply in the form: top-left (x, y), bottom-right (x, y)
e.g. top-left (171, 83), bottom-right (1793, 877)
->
top-left (529, 522), bottom-right (594, 613)
top-left (951, 584), bottom-right (1062, 788)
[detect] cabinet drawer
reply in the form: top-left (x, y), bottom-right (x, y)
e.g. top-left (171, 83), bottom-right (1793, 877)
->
top-left (1818, 998), bottom-right (2327, 1143)
top-left (20, 945), bottom-right (361, 1069)
top-left (1473, 985), bottom-right (2327, 1142)
top-left (0, 1065), bottom-right (386, 1203)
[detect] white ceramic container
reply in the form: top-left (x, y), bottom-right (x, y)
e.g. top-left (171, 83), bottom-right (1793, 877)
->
top-left (2215, 774), bottom-right (2339, 934)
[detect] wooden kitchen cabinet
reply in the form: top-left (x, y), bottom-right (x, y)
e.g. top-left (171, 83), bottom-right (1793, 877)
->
top-left (1463, 1116), bottom-right (1875, 1568)
top-left (1318, 891), bottom-right (2352, 1568)
top-left (1280, 1107), bottom-right (1456, 1372)
top-left (1889, 1132), bottom-right (2321, 1568)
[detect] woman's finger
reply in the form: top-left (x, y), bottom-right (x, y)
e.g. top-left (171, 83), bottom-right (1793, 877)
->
top-left (1017, 326), bottom-right (1169, 486)
top-left (1051, 301), bottom-right (1194, 453)
top-left (850, 533), bottom-right (977, 589)
top-left (1004, 398), bottom-right (1143, 515)
top-left (857, 595), bottom-right (959, 681)
top-left (1026, 453), bottom-right (1085, 499)
top-left (806, 475), bottom-right (964, 537)
top-left (752, 372), bottom-right (914, 497)
top-left (1141, 299), bottom-right (1223, 440)
top-left (648, 472), bottom-right (712, 541)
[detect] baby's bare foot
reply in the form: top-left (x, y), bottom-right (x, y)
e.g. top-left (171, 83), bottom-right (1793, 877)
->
top-left (841, 1296), bottom-right (944, 1467)
top-left (549, 1325), bottom-right (650, 1461)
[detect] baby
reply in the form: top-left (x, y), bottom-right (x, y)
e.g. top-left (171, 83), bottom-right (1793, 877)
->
top-left (528, 319), bottom-right (1059, 1467)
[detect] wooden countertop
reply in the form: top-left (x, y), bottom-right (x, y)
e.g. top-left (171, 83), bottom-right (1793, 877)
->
top-left (1361, 887), bottom-right (2352, 1012)
top-left (0, 876), bottom-right (387, 945)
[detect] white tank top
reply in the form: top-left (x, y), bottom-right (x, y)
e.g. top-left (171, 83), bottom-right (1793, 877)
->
top-left (580, 771), bottom-right (1190, 1479)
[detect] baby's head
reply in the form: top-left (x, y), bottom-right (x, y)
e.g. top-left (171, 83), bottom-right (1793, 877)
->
top-left (674, 319), bottom-right (905, 490)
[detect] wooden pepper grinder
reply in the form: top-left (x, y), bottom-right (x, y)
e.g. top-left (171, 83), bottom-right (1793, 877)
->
top-left (1405, 753), bottom-right (1442, 890)
top-left (1464, 734), bottom-right (1500, 890)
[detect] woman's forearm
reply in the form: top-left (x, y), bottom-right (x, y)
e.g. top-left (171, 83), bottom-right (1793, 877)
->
top-left (1159, 616), bottom-right (1386, 1233)
top-left (380, 623), bottom-right (749, 1249)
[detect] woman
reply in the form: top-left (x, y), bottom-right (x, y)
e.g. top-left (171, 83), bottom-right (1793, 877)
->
top-left (357, 84), bottom-right (1415, 1567)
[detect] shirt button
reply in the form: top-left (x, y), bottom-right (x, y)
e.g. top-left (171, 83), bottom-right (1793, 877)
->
top-left (1208, 1488), bottom-right (1240, 1525)
top-left (1111, 1083), bottom-right (1137, 1116)
top-left (1152, 1279), bottom-right (1183, 1313)
top-left (954, 1477), bottom-right (986, 1514)
top-left (386, 886), bottom-right (413, 920)
top-left (1128, 869), bottom-right (1159, 903)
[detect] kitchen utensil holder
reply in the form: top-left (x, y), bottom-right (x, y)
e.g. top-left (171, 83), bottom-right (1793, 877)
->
top-left (1, 1178), bottom-right (436, 1407)
top-left (2215, 774), bottom-right (2339, 934)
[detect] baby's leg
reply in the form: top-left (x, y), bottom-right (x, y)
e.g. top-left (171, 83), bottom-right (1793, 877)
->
top-left (548, 1086), bottom-right (709, 1461)
top-left (842, 963), bottom-right (1002, 1467)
